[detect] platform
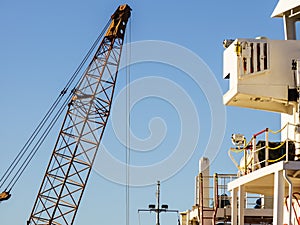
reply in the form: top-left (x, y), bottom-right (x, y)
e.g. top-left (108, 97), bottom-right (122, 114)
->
top-left (227, 160), bottom-right (300, 225)
top-left (228, 161), bottom-right (300, 195)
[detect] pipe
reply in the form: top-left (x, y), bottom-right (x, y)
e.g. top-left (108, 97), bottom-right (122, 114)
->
top-left (284, 170), bottom-right (293, 225)
top-left (253, 128), bottom-right (267, 138)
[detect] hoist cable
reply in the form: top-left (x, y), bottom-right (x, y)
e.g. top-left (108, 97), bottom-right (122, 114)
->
top-left (6, 94), bottom-right (73, 191)
top-left (125, 18), bottom-right (132, 225)
top-left (0, 19), bottom-right (111, 191)
top-left (64, 19), bottom-right (111, 89)
top-left (0, 93), bottom-right (64, 190)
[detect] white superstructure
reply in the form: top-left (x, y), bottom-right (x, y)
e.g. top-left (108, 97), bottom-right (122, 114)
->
top-left (181, 1), bottom-right (300, 225)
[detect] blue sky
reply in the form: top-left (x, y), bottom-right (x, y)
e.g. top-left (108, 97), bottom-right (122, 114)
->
top-left (0, 0), bottom-right (285, 225)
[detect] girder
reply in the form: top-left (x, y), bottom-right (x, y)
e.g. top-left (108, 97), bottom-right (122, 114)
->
top-left (27, 4), bottom-right (131, 225)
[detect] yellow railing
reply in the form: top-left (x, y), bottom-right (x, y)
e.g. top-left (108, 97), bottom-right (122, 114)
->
top-left (229, 123), bottom-right (297, 176)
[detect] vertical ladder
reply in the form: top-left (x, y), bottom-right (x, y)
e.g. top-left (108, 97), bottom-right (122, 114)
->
top-left (197, 173), bottom-right (219, 225)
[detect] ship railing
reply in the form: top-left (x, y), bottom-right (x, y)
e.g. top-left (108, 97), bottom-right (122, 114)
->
top-left (195, 173), bottom-right (237, 209)
top-left (245, 193), bottom-right (273, 209)
top-left (229, 122), bottom-right (299, 176)
top-left (195, 174), bottom-right (216, 208)
top-left (195, 173), bottom-right (268, 209)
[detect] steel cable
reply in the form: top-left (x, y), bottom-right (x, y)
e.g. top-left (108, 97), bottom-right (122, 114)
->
top-left (0, 19), bottom-right (111, 191)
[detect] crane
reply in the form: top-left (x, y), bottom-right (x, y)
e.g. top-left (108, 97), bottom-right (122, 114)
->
top-left (19, 4), bottom-right (132, 225)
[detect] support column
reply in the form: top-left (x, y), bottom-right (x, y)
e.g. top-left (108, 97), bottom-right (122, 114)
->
top-left (231, 188), bottom-right (238, 225)
top-left (273, 170), bottom-right (285, 225)
top-left (238, 185), bottom-right (245, 225)
top-left (199, 157), bottom-right (210, 207)
top-left (180, 212), bottom-right (187, 225)
top-left (283, 14), bottom-right (296, 40)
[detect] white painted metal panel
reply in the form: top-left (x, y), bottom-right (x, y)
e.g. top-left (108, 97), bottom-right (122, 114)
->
top-left (272, 0), bottom-right (300, 17)
top-left (223, 38), bottom-right (300, 114)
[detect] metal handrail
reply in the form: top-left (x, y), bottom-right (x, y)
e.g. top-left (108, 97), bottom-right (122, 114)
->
top-left (229, 123), bottom-right (298, 175)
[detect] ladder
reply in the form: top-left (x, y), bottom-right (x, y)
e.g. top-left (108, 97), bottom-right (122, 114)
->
top-left (197, 173), bottom-right (219, 225)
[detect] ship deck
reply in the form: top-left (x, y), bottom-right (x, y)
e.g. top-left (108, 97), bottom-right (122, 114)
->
top-left (228, 161), bottom-right (300, 196)
top-left (227, 160), bottom-right (300, 225)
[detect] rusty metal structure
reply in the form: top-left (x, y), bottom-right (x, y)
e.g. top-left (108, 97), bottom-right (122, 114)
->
top-left (27, 4), bottom-right (131, 224)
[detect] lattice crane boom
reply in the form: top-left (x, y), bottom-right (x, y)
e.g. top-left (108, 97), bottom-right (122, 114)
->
top-left (27, 4), bottom-right (131, 225)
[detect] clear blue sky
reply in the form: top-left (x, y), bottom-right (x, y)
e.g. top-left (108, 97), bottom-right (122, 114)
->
top-left (0, 0), bottom-right (284, 225)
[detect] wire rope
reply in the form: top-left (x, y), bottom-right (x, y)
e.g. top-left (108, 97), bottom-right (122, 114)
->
top-left (28, 19), bottom-right (112, 217)
top-left (0, 19), bottom-right (111, 192)
top-left (125, 17), bottom-right (132, 225)
top-left (7, 93), bottom-right (73, 190)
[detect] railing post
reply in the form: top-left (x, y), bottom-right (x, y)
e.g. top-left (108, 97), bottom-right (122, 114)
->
top-left (200, 173), bottom-right (203, 225)
top-left (286, 137), bottom-right (289, 161)
top-left (195, 175), bottom-right (199, 206)
top-left (252, 136), bottom-right (256, 172)
top-left (214, 173), bottom-right (218, 209)
top-left (265, 128), bottom-right (269, 167)
top-left (213, 173), bottom-right (218, 225)
top-left (286, 123), bottom-right (289, 162)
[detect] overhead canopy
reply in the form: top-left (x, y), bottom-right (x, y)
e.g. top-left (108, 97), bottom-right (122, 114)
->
top-left (271, 0), bottom-right (300, 17)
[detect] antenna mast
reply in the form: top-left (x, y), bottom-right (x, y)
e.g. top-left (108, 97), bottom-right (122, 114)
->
top-left (138, 181), bottom-right (179, 225)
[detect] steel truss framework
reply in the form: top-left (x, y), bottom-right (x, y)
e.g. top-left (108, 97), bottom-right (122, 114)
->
top-left (27, 5), bottom-right (131, 225)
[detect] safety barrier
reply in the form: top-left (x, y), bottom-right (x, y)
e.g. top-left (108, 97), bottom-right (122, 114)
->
top-left (195, 173), bottom-right (237, 225)
top-left (229, 123), bottom-right (299, 176)
top-left (195, 173), bottom-right (268, 214)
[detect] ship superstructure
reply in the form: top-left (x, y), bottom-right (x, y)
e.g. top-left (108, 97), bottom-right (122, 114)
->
top-left (181, 1), bottom-right (300, 225)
